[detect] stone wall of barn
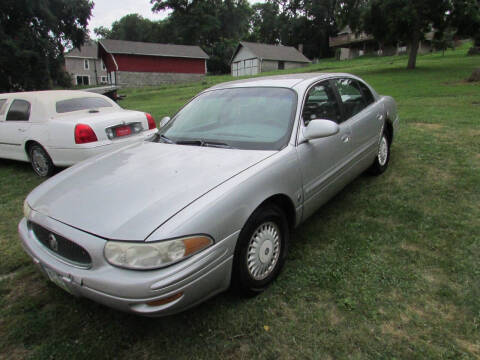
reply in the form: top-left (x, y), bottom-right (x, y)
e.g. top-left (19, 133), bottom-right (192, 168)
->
top-left (115, 71), bottom-right (205, 87)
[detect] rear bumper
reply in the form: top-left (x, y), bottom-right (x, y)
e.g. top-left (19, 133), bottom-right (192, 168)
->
top-left (18, 213), bottom-right (236, 316)
top-left (48, 129), bottom-right (157, 166)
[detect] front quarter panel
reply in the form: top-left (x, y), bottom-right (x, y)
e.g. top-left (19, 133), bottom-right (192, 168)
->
top-left (146, 146), bottom-right (303, 247)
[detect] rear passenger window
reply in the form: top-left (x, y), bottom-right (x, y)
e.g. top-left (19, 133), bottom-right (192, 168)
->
top-left (357, 81), bottom-right (375, 106)
top-left (56, 97), bottom-right (113, 113)
top-left (335, 79), bottom-right (366, 119)
top-left (302, 81), bottom-right (342, 124)
top-left (6, 100), bottom-right (31, 121)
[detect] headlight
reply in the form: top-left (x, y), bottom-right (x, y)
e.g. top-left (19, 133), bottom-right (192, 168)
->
top-left (104, 235), bottom-right (213, 270)
top-left (23, 200), bottom-right (32, 219)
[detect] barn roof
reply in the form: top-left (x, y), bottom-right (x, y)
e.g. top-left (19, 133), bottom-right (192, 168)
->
top-left (231, 42), bottom-right (311, 64)
top-left (98, 39), bottom-right (209, 59)
top-left (65, 40), bottom-right (98, 59)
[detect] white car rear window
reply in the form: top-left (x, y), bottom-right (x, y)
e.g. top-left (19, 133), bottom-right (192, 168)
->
top-left (56, 97), bottom-right (113, 113)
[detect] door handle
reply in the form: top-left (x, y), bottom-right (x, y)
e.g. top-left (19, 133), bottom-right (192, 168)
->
top-left (17, 128), bottom-right (27, 132)
top-left (341, 134), bottom-right (350, 143)
top-left (377, 114), bottom-right (384, 122)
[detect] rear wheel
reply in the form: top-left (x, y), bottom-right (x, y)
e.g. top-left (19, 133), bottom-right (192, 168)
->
top-left (368, 131), bottom-right (390, 175)
top-left (233, 204), bottom-right (289, 296)
top-left (29, 144), bottom-right (55, 177)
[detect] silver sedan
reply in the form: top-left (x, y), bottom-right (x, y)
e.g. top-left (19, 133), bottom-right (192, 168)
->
top-left (19, 73), bottom-right (398, 316)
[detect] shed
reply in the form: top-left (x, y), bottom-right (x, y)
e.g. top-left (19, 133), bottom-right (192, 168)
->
top-left (230, 42), bottom-right (311, 77)
top-left (98, 39), bottom-right (209, 87)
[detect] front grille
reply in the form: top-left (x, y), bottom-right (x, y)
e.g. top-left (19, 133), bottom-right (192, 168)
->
top-left (29, 221), bottom-right (92, 267)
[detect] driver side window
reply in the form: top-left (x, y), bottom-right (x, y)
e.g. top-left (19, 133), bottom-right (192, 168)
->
top-left (302, 81), bottom-right (341, 125)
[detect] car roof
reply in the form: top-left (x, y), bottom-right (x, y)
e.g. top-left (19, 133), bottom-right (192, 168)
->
top-left (0, 90), bottom-right (106, 102)
top-left (207, 73), bottom-right (355, 90)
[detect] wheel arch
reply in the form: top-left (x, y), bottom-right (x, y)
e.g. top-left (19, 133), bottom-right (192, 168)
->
top-left (24, 140), bottom-right (41, 158)
top-left (255, 194), bottom-right (296, 233)
top-left (384, 118), bottom-right (394, 145)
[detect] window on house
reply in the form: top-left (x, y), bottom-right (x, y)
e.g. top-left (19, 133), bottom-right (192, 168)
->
top-left (102, 61), bottom-right (106, 71)
top-left (100, 76), bottom-right (107, 84)
top-left (84, 59), bottom-right (89, 70)
top-left (6, 100), bottom-right (31, 121)
top-left (278, 61), bottom-right (285, 70)
top-left (76, 75), bottom-right (90, 86)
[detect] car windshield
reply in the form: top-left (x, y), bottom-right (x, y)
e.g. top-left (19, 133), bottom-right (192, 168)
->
top-left (56, 97), bottom-right (113, 114)
top-left (159, 87), bottom-right (297, 150)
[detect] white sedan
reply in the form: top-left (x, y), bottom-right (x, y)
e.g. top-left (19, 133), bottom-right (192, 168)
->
top-left (0, 90), bottom-right (158, 176)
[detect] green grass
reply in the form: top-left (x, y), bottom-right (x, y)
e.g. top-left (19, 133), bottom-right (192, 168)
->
top-left (1, 45), bottom-right (479, 359)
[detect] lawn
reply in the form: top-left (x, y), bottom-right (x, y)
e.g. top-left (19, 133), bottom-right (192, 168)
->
top-left (0, 45), bottom-right (479, 359)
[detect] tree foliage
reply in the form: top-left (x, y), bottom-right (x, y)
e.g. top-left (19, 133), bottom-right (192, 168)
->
top-left (337, 0), bottom-right (480, 69)
top-left (0, 0), bottom-right (93, 91)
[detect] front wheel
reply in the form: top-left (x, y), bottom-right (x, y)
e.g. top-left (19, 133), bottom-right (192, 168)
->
top-left (368, 132), bottom-right (390, 175)
top-left (29, 144), bottom-right (55, 177)
top-left (232, 204), bottom-right (289, 296)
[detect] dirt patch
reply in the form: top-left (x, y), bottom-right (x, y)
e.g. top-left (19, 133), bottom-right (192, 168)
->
top-left (456, 338), bottom-right (480, 357)
top-left (400, 242), bottom-right (422, 253)
top-left (5, 272), bottom-right (45, 304)
top-left (411, 123), bottom-right (444, 130)
top-left (0, 346), bottom-right (31, 360)
top-left (381, 321), bottom-right (410, 340)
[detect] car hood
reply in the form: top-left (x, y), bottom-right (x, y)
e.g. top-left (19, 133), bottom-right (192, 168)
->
top-left (27, 142), bottom-right (275, 241)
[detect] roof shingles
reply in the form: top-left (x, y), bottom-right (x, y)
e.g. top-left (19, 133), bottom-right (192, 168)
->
top-left (234, 42), bottom-right (311, 63)
top-left (99, 39), bottom-right (209, 59)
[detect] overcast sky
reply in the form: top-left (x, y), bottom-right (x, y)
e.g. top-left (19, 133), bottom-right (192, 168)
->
top-left (88, 0), bottom-right (266, 36)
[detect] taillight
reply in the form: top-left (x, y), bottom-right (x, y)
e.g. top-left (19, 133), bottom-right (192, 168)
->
top-left (146, 113), bottom-right (156, 130)
top-left (75, 124), bottom-right (98, 144)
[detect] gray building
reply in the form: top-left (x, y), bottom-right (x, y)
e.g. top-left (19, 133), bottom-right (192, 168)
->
top-left (230, 42), bottom-right (311, 77)
top-left (65, 41), bottom-right (109, 86)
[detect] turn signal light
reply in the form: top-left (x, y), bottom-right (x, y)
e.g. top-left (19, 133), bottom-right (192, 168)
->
top-left (146, 113), bottom-right (156, 130)
top-left (146, 292), bottom-right (183, 307)
top-left (75, 124), bottom-right (98, 144)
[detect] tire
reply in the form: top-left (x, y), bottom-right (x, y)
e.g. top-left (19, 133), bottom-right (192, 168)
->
top-left (368, 130), bottom-right (390, 175)
top-left (232, 204), bottom-right (289, 297)
top-left (28, 143), bottom-right (55, 177)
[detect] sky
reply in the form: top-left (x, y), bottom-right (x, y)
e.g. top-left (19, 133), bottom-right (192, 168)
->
top-left (88, 0), bottom-right (266, 36)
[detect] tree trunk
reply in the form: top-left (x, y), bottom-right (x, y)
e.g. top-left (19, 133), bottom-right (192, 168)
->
top-left (407, 32), bottom-right (420, 69)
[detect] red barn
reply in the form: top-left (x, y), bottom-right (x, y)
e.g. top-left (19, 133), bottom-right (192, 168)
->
top-left (98, 39), bottom-right (209, 87)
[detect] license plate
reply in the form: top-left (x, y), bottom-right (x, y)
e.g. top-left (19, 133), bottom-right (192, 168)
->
top-left (115, 125), bottom-right (132, 137)
top-left (43, 266), bottom-right (73, 294)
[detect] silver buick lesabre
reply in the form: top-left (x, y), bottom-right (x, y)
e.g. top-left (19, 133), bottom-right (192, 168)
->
top-left (19, 73), bottom-right (398, 316)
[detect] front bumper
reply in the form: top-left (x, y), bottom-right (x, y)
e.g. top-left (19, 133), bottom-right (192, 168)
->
top-left (18, 212), bottom-right (236, 316)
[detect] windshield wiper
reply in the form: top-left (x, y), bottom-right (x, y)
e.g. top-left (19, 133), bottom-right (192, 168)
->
top-left (175, 139), bottom-right (234, 149)
top-left (158, 134), bottom-right (175, 144)
top-left (203, 141), bottom-right (234, 149)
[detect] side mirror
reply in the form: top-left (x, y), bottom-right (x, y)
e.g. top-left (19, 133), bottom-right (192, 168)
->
top-left (159, 116), bottom-right (171, 128)
top-left (303, 119), bottom-right (339, 141)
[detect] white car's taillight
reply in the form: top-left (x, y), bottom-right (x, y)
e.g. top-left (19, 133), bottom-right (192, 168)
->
top-left (146, 113), bottom-right (156, 130)
top-left (75, 124), bottom-right (98, 144)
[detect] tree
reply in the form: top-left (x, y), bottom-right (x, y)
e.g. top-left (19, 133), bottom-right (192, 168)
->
top-left (248, 2), bottom-right (281, 44)
top-left (337, 0), bottom-right (480, 69)
top-left (0, 0), bottom-right (93, 91)
top-left (150, 0), bottom-right (252, 73)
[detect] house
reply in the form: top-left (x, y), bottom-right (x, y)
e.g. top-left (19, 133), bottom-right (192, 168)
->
top-left (98, 39), bottom-right (209, 87)
top-left (329, 27), bottom-right (436, 60)
top-left (230, 42), bottom-right (311, 77)
top-left (65, 40), bottom-right (109, 86)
